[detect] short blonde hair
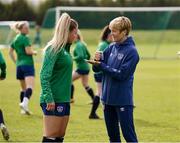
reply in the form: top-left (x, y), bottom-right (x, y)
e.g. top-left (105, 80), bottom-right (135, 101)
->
top-left (109, 16), bottom-right (132, 36)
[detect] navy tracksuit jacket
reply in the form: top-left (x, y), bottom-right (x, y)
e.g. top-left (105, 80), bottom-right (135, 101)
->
top-left (99, 36), bottom-right (139, 106)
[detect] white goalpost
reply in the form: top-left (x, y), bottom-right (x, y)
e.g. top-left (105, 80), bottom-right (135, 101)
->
top-left (54, 6), bottom-right (180, 25)
top-left (42, 6), bottom-right (180, 59)
top-left (0, 21), bottom-right (15, 48)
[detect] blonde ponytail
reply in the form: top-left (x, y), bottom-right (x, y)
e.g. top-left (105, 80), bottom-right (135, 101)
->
top-left (10, 21), bottom-right (29, 33)
top-left (44, 13), bottom-right (78, 54)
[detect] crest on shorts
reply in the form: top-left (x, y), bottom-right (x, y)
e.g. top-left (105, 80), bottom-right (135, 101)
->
top-left (57, 106), bottom-right (64, 113)
top-left (120, 107), bottom-right (125, 111)
top-left (117, 53), bottom-right (124, 60)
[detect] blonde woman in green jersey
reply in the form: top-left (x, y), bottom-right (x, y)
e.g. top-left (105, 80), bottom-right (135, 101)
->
top-left (40, 13), bottom-right (78, 142)
top-left (9, 21), bottom-right (37, 115)
top-left (71, 32), bottom-right (95, 104)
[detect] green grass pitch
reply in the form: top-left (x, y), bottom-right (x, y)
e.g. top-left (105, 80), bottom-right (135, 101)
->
top-left (0, 29), bottom-right (180, 142)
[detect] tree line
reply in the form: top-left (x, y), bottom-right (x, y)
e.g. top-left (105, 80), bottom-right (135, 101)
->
top-left (0, 0), bottom-right (180, 25)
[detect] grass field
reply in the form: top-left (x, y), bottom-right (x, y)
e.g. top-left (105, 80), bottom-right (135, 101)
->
top-left (0, 29), bottom-right (180, 142)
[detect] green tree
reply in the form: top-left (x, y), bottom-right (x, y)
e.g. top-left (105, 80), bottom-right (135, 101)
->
top-left (0, 1), bottom-right (6, 20)
top-left (36, 0), bottom-right (61, 25)
top-left (9, 0), bottom-right (35, 21)
top-left (0, 0), bottom-right (35, 21)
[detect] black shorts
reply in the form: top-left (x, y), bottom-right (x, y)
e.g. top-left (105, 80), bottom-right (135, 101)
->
top-left (16, 65), bottom-right (35, 80)
top-left (76, 69), bottom-right (89, 75)
top-left (94, 73), bottom-right (102, 83)
top-left (40, 102), bottom-right (70, 116)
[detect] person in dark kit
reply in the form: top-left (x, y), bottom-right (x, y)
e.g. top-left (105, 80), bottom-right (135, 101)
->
top-left (33, 24), bottom-right (41, 48)
top-left (71, 32), bottom-right (95, 104)
top-left (88, 16), bottom-right (139, 142)
top-left (9, 21), bottom-right (37, 115)
top-left (89, 25), bottom-right (112, 119)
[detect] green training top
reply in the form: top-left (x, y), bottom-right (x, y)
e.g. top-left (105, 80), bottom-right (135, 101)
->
top-left (97, 40), bottom-right (110, 52)
top-left (40, 44), bottom-right (73, 103)
top-left (95, 40), bottom-right (110, 74)
top-left (0, 51), bottom-right (6, 78)
top-left (10, 33), bottom-right (34, 66)
top-left (73, 40), bottom-right (90, 71)
top-left (0, 51), bottom-right (5, 64)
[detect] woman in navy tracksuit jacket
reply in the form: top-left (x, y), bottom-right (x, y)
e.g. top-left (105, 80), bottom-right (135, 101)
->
top-left (92, 16), bottom-right (139, 142)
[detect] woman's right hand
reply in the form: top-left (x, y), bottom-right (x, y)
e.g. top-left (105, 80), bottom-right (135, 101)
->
top-left (46, 102), bottom-right (55, 111)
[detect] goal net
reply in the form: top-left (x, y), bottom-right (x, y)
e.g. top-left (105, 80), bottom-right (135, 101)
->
top-left (0, 21), bottom-right (15, 49)
top-left (42, 7), bottom-right (180, 59)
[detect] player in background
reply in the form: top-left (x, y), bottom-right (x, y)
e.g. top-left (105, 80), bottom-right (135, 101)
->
top-left (89, 25), bottom-right (112, 119)
top-left (71, 32), bottom-right (95, 104)
top-left (0, 51), bottom-right (10, 141)
top-left (9, 21), bottom-right (37, 115)
top-left (33, 24), bottom-right (41, 48)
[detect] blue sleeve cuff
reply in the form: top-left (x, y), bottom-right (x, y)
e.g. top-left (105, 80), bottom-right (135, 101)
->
top-left (99, 62), bottom-right (106, 70)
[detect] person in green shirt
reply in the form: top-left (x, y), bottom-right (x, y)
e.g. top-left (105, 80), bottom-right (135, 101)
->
top-left (0, 51), bottom-right (6, 80)
top-left (71, 32), bottom-right (95, 104)
top-left (9, 21), bottom-right (37, 115)
top-left (33, 24), bottom-right (41, 48)
top-left (40, 13), bottom-right (78, 142)
top-left (89, 25), bottom-right (112, 119)
top-left (0, 51), bottom-right (10, 141)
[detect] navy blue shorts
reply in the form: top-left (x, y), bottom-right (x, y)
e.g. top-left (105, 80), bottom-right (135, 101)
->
top-left (16, 65), bottom-right (35, 80)
top-left (94, 73), bottom-right (102, 82)
top-left (40, 102), bottom-right (70, 116)
top-left (76, 69), bottom-right (89, 75)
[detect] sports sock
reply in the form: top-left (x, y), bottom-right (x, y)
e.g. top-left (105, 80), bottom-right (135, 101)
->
top-left (20, 91), bottom-right (24, 103)
top-left (0, 109), bottom-right (5, 124)
top-left (71, 84), bottom-right (74, 99)
top-left (90, 95), bottom-right (100, 115)
top-left (42, 136), bottom-right (56, 142)
top-left (85, 86), bottom-right (95, 100)
top-left (24, 88), bottom-right (32, 99)
top-left (22, 97), bottom-right (29, 107)
top-left (55, 137), bottom-right (64, 142)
